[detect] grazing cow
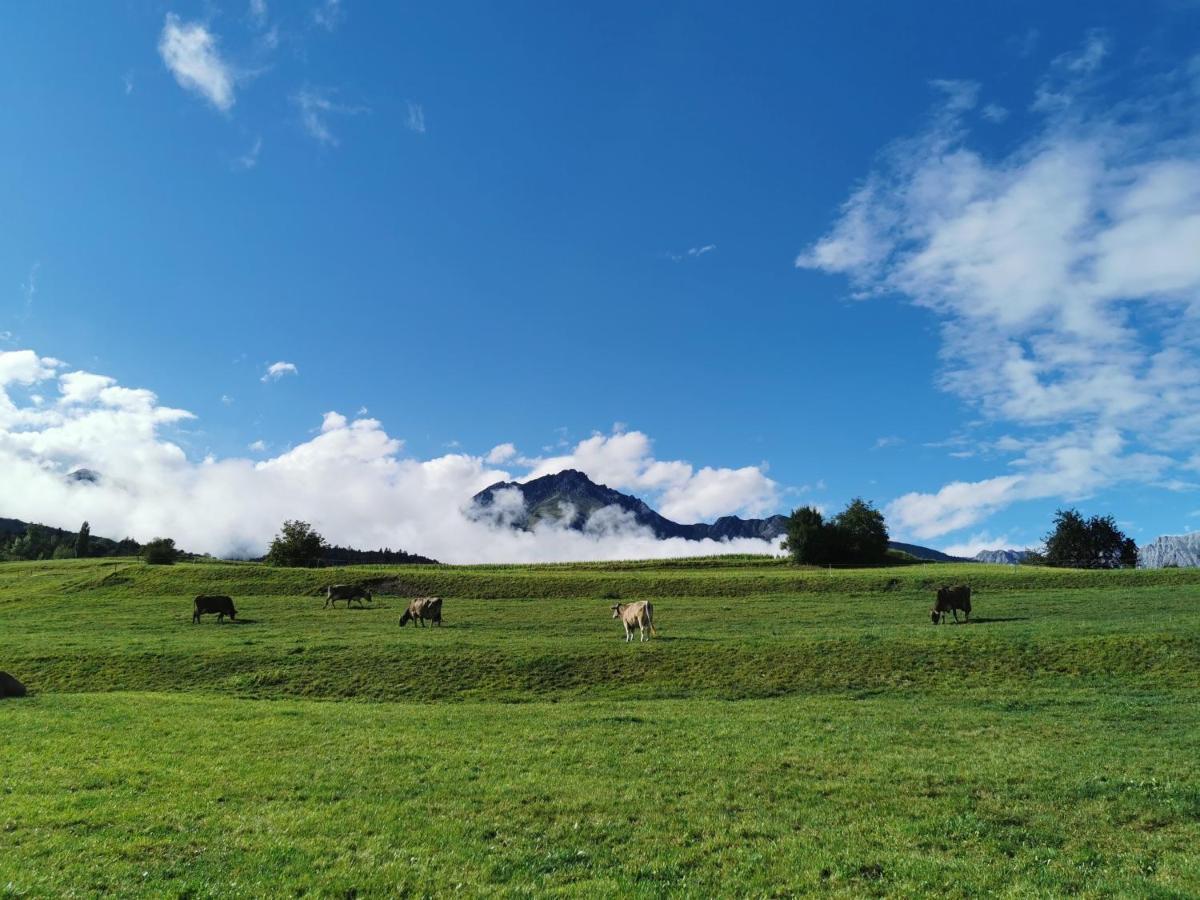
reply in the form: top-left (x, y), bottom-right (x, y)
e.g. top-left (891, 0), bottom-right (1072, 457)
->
top-left (193, 594), bottom-right (237, 624)
top-left (324, 584), bottom-right (373, 609)
top-left (399, 596), bottom-right (442, 627)
top-left (611, 601), bottom-right (657, 642)
top-left (932, 585), bottom-right (972, 624)
top-left (0, 671), bottom-right (27, 699)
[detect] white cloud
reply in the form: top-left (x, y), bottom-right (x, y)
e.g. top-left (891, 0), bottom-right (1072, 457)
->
top-left (123, 72), bottom-right (134, 96)
top-left (799, 37), bottom-right (1200, 539)
top-left (0, 350), bottom-right (781, 562)
top-left (406, 101), bottom-right (426, 134)
top-left (293, 88), bottom-right (365, 146)
top-left (158, 15), bottom-right (236, 112)
top-left (486, 442), bottom-right (518, 464)
top-left (669, 244), bottom-right (717, 262)
top-left (262, 361), bottom-right (298, 382)
top-left (249, 0), bottom-right (268, 27)
top-left (248, 439), bottom-right (267, 452)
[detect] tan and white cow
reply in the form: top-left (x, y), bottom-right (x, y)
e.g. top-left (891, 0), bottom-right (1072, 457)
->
top-left (611, 601), bottom-right (657, 642)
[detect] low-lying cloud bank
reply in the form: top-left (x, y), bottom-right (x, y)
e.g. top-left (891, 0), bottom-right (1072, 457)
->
top-left (0, 350), bottom-right (782, 562)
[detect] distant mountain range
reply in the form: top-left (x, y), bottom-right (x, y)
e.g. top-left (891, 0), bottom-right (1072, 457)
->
top-left (471, 469), bottom-right (790, 542)
top-left (1137, 533), bottom-right (1200, 568)
top-left (973, 549), bottom-right (1036, 565)
top-left (470, 469), bottom-right (982, 561)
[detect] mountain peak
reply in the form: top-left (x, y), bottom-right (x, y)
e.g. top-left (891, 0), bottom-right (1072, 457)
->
top-left (471, 469), bottom-right (786, 541)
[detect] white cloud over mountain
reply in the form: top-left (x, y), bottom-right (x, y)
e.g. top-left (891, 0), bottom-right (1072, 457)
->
top-left (798, 38), bottom-right (1200, 539)
top-left (0, 350), bottom-right (781, 562)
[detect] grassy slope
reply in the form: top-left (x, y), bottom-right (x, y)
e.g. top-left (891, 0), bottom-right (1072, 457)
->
top-left (2, 558), bottom-right (1200, 896)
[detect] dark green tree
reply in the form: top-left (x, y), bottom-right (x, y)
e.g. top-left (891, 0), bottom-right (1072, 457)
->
top-left (1043, 508), bottom-right (1137, 568)
top-left (142, 537), bottom-right (178, 565)
top-left (75, 521), bottom-right (91, 559)
top-left (782, 506), bottom-right (830, 565)
top-left (265, 520), bottom-right (327, 568)
top-left (830, 497), bottom-right (890, 565)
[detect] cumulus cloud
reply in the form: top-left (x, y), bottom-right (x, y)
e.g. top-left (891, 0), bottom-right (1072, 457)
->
top-left (158, 14), bottom-right (236, 112)
top-left (799, 39), bottom-right (1200, 539)
top-left (262, 361), bottom-right (298, 382)
top-left (0, 350), bottom-right (783, 562)
top-left (486, 442), bottom-right (518, 464)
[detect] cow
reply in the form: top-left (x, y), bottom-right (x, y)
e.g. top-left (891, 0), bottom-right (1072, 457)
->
top-left (611, 600), bottom-right (657, 642)
top-left (399, 596), bottom-right (442, 627)
top-left (932, 585), bottom-right (972, 624)
top-left (193, 595), bottom-right (237, 624)
top-left (323, 584), bottom-right (373, 609)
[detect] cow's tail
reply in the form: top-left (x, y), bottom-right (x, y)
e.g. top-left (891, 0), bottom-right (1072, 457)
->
top-left (649, 620), bottom-right (658, 637)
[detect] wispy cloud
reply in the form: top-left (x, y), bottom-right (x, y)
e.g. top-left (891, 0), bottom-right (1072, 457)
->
top-left (122, 71), bottom-right (134, 96)
top-left (668, 244), bottom-right (717, 262)
top-left (248, 0), bottom-right (269, 27)
top-left (158, 14), bottom-right (236, 112)
top-left (261, 361), bottom-right (298, 382)
top-left (981, 102), bottom-right (1009, 123)
top-left (234, 136), bottom-right (263, 171)
top-left (405, 100), bottom-right (426, 134)
top-left (312, 0), bottom-right (345, 31)
top-left (20, 263), bottom-right (40, 321)
top-left (293, 87), bottom-right (366, 146)
top-left (248, 439), bottom-right (268, 452)
top-left (872, 435), bottom-right (903, 450)
top-left (798, 34), bottom-right (1200, 539)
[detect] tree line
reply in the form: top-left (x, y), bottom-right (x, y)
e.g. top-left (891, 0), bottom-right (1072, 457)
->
top-left (782, 501), bottom-right (1139, 569)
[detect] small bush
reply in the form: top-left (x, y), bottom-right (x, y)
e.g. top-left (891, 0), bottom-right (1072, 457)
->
top-left (142, 538), bottom-right (178, 566)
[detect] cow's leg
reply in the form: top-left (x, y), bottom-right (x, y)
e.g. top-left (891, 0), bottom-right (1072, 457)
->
top-left (952, 609), bottom-right (960, 624)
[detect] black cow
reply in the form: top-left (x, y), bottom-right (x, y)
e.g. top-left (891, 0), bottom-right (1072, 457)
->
top-left (932, 585), bottom-right (971, 624)
top-left (324, 584), bottom-right (373, 608)
top-left (194, 594), bottom-right (237, 624)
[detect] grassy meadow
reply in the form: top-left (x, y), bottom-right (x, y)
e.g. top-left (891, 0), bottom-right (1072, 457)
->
top-left (2, 557), bottom-right (1199, 896)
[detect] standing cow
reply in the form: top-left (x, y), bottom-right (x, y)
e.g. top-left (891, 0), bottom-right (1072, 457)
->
top-left (193, 595), bottom-right (237, 624)
top-left (931, 585), bottom-right (972, 624)
top-left (399, 596), bottom-right (443, 627)
top-left (324, 584), bottom-right (373, 608)
top-left (611, 601), bottom-right (657, 642)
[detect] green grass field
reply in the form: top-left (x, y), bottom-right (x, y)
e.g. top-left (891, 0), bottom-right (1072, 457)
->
top-left (2, 558), bottom-right (1199, 896)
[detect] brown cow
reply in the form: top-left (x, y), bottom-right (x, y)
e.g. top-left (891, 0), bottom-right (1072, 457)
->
top-left (399, 596), bottom-right (442, 627)
top-left (932, 585), bottom-right (972, 624)
top-left (611, 601), bottom-right (657, 642)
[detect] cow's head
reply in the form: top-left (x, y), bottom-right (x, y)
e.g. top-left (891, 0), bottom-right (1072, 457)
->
top-left (398, 610), bottom-right (412, 627)
top-left (930, 609), bottom-right (941, 625)
top-left (610, 603), bottom-right (624, 618)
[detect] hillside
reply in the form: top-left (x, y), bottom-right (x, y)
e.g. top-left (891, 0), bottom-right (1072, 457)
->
top-left (3, 557), bottom-right (1200, 895)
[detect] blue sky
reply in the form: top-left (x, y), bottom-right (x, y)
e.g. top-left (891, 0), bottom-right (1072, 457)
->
top-left (3, 1), bottom-right (1200, 560)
